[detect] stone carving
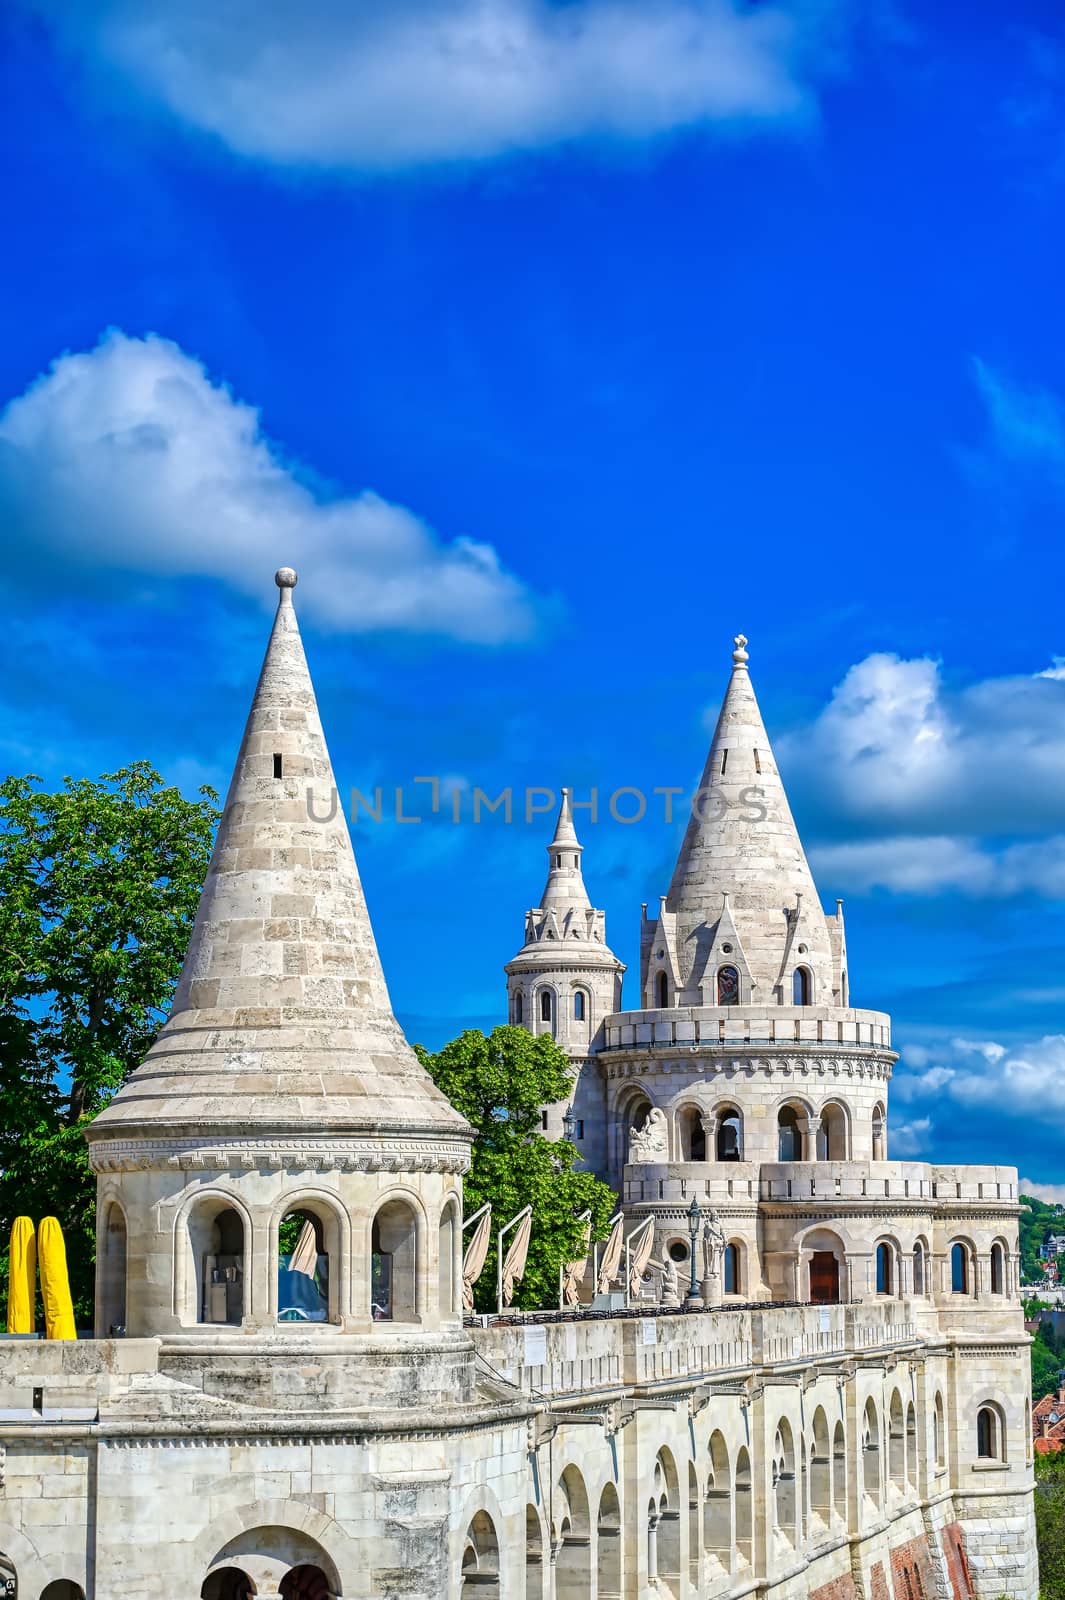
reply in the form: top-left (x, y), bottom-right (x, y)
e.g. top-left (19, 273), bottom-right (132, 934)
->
top-left (702, 1207), bottom-right (727, 1280)
top-left (629, 1107), bottom-right (668, 1163)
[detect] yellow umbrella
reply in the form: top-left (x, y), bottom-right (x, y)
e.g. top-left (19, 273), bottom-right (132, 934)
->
top-left (6, 1216), bottom-right (36, 1334)
top-left (38, 1217), bottom-right (77, 1340)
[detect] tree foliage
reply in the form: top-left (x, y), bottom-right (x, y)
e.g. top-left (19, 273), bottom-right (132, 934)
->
top-left (1035, 1450), bottom-right (1065, 1598)
top-left (0, 765), bottom-right (218, 1322)
top-left (416, 1026), bottom-right (617, 1313)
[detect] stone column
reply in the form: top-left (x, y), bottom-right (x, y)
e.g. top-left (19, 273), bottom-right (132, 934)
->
top-left (797, 1117), bottom-right (818, 1162)
top-left (701, 1114), bottom-right (718, 1162)
top-left (647, 1511), bottom-right (659, 1584)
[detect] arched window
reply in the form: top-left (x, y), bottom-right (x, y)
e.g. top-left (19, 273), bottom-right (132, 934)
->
top-left (556, 1465), bottom-right (593, 1595)
top-left (793, 967), bottom-right (811, 1005)
top-left (977, 1406), bottom-right (1003, 1461)
top-left (280, 1567), bottom-right (332, 1600)
top-left (841, 969), bottom-right (848, 1006)
top-left (990, 1241), bottom-right (1005, 1295)
top-left (573, 989), bottom-right (586, 1022)
top-left (951, 1242), bottom-right (970, 1295)
top-left (832, 1422), bottom-right (846, 1515)
top-left (539, 988), bottom-right (552, 1023)
top-left (771, 1420), bottom-right (797, 1544)
top-left (810, 1408), bottom-right (831, 1524)
top-left (201, 1570), bottom-right (254, 1600)
top-left (704, 1431), bottom-right (731, 1566)
top-left (777, 1105), bottom-right (802, 1162)
top-left (862, 1399), bottom-right (881, 1505)
top-left (734, 1448), bottom-right (753, 1564)
top-left (888, 1391), bottom-right (905, 1486)
top-left (514, 990), bottom-right (523, 1024)
top-left (913, 1240), bottom-right (926, 1297)
top-left (724, 1242), bottom-right (740, 1295)
top-left (461, 1510), bottom-right (500, 1599)
top-left (277, 1208), bottom-right (332, 1323)
top-left (934, 1392), bottom-right (946, 1471)
top-left (816, 1102), bottom-right (848, 1161)
top-left (717, 965), bottom-right (739, 1006)
top-left (876, 1242), bottom-right (894, 1296)
top-left (716, 1107), bottom-right (742, 1161)
top-left (371, 1198), bottom-right (419, 1322)
top-left (438, 1201), bottom-right (458, 1318)
top-left (596, 1485), bottom-right (621, 1598)
top-left (40, 1585), bottom-right (87, 1600)
top-left (191, 1203), bottom-right (245, 1326)
top-left (677, 1106), bottom-right (706, 1163)
top-left (655, 970), bottom-right (669, 1008)
top-left (871, 1103), bottom-right (886, 1161)
top-left (525, 1505), bottom-right (545, 1600)
top-left (99, 1199), bottom-right (128, 1337)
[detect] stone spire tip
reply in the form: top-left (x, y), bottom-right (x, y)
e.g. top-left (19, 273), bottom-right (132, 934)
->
top-left (732, 633), bottom-right (749, 667)
top-left (275, 566), bottom-right (298, 601)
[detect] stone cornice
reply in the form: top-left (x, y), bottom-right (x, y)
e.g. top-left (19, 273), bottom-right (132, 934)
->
top-left (87, 1135), bottom-right (471, 1176)
top-left (602, 1051), bottom-right (894, 1081)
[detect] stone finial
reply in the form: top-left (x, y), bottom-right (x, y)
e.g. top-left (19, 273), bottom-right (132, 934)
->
top-left (275, 566), bottom-right (298, 601)
top-left (732, 633), bottom-right (749, 666)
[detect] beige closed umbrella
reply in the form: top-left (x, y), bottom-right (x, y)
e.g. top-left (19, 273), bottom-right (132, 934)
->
top-left (627, 1221), bottom-right (656, 1301)
top-left (562, 1218), bottom-right (592, 1307)
top-left (289, 1219), bottom-right (318, 1278)
top-left (501, 1208), bottom-right (533, 1307)
top-left (462, 1207), bottom-right (492, 1312)
top-left (596, 1213), bottom-right (624, 1295)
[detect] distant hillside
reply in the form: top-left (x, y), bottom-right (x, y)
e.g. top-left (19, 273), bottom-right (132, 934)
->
top-left (1020, 1193), bottom-right (1065, 1282)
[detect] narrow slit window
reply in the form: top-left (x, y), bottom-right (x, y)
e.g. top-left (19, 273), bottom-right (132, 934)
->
top-left (273, 753), bottom-right (283, 778)
top-left (721, 748), bottom-right (729, 774)
top-left (754, 749), bottom-right (762, 773)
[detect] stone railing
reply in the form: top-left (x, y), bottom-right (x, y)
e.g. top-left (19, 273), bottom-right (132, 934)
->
top-left (601, 1006), bottom-right (892, 1053)
top-left (472, 1302), bottom-right (917, 1401)
top-left (620, 1161), bottom-right (1018, 1209)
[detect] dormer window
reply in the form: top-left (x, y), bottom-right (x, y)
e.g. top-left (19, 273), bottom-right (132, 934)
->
top-left (555, 854), bottom-right (563, 867)
top-left (273, 753), bottom-right (283, 778)
top-left (655, 971), bottom-right (669, 1008)
top-left (793, 967), bottom-right (811, 1005)
top-left (717, 966), bottom-right (739, 1006)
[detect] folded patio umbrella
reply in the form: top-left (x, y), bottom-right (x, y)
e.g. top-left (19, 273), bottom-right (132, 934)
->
top-left (462, 1208), bottom-right (492, 1311)
top-left (289, 1218), bottom-right (319, 1277)
top-left (6, 1217), bottom-right (36, 1334)
top-left (627, 1223), bottom-right (656, 1301)
top-left (38, 1216), bottom-right (76, 1340)
top-left (562, 1219), bottom-right (592, 1307)
top-left (501, 1209), bottom-right (532, 1307)
top-left (596, 1214), bottom-right (624, 1295)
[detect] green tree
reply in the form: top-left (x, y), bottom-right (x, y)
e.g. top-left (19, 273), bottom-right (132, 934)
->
top-left (416, 1026), bottom-right (617, 1312)
top-left (0, 764), bottom-right (218, 1323)
top-left (1035, 1453), bottom-right (1065, 1598)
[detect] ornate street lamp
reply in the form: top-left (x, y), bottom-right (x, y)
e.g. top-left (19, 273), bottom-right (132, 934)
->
top-left (562, 1105), bottom-right (576, 1144)
top-left (686, 1196), bottom-right (704, 1308)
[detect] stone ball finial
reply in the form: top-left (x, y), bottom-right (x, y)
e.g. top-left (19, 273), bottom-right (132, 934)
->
top-left (732, 633), bottom-right (749, 665)
top-left (275, 566), bottom-right (298, 590)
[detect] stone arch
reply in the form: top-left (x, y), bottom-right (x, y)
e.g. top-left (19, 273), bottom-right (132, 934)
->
top-left (687, 1461), bottom-right (699, 1589)
top-left (875, 1237), bottom-right (900, 1297)
top-left (40, 1586), bottom-right (86, 1600)
top-left (810, 1407), bottom-right (831, 1524)
top-left (270, 1188), bottom-right (351, 1325)
top-left (194, 1501), bottom-right (348, 1594)
top-left (535, 984), bottom-right (557, 1034)
top-left (734, 1447), bottom-right (753, 1565)
top-left (990, 1236), bottom-right (1009, 1296)
top-left (178, 1188), bottom-right (253, 1327)
top-left (280, 1567), bottom-right (332, 1600)
top-left (201, 1572), bottom-right (256, 1600)
top-left (862, 1397), bottom-right (882, 1506)
top-left (369, 1186), bottom-right (427, 1322)
top-left (201, 1517), bottom-right (342, 1599)
top-left (934, 1391), bottom-right (946, 1471)
top-left (906, 1401), bottom-right (918, 1488)
top-left (950, 1237), bottom-right (976, 1296)
top-left (797, 1223), bottom-right (853, 1305)
top-left (460, 1509), bottom-right (499, 1598)
top-left (832, 1420), bottom-right (846, 1518)
top-left (888, 1389), bottom-right (906, 1487)
top-left (912, 1235), bottom-right (930, 1297)
top-left (771, 1417), bottom-right (797, 1544)
top-left (871, 1102), bottom-right (886, 1161)
top-left (596, 1484), bottom-right (621, 1600)
top-left (712, 1103), bottom-right (743, 1162)
top-left (775, 1097), bottom-right (813, 1162)
top-left (675, 1101), bottom-right (707, 1162)
top-left (792, 965), bottom-right (812, 1005)
top-left (653, 1447), bottom-right (681, 1590)
top-left (704, 1430), bottom-right (731, 1567)
top-left (555, 1464), bottom-right (591, 1599)
top-left (0, 1525), bottom-right (49, 1600)
top-left (976, 1399), bottom-right (1008, 1462)
top-left (723, 1238), bottom-right (745, 1297)
top-left (438, 1195), bottom-right (461, 1319)
top-left (816, 1101), bottom-right (850, 1161)
top-left (525, 1503), bottom-right (546, 1600)
top-left (97, 1191), bottom-right (129, 1337)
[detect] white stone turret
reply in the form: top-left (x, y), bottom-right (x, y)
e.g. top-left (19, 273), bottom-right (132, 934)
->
top-left (641, 634), bottom-right (846, 1009)
top-left (86, 570), bottom-right (472, 1386)
top-left (505, 790), bottom-right (623, 1167)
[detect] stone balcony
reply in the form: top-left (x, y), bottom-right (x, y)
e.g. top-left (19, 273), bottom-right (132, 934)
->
top-left (600, 1005), bottom-right (892, 1053)
top-left (471, 1300), bottom-right (918, 1402)
top-left (621, 1160), bottom-right (1018, 1208)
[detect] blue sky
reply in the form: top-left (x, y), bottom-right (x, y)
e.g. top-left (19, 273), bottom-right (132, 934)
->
top-left (2, 0), bottom-right (1065, 1186)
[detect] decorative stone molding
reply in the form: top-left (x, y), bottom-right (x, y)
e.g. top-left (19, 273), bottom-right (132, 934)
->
top-left (87, 1135), bottom-right (472, 1176)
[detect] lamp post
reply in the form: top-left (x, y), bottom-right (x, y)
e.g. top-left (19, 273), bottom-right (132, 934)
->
top-left (562, 1105), bottom-right (576, 1144)
top-left (686, 1196), bottom-right (704, 1308)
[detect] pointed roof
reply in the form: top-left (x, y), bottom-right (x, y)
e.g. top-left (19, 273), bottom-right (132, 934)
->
top-left (538, 789), bottom-right (591, 913)
top-left (663, 634), bottom-right (833, 995)
top-left (89, 568), bottom-right (468, 1144)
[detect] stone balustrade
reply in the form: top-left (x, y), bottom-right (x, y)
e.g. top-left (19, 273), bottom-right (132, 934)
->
top-left (601, 1005), bottom-right (892, 1052)
top-left (621, 1160), bottom-right (1017, 1207)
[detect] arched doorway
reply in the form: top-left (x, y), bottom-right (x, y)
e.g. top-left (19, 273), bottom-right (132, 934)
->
top-left (189, 1201), bottom-right (246, 1325)
top-left (371, 1198), bottom-right (419, 1321)
top-left (777, 1106), bottom-right (803, 1162)
top-left (810, 1407), bottom-right (831, 1526)
top-left (734, 1448), bottom-right (753, 1566)
top-left (714, 1107), bottom-right (742, 1161)
top-left (201, 1570), bottom-right (255, 1600)
top-left (555, 1466), bottom-right (591, 1599)
top-left (816, 1103), bottom-right (848, 1160)
top-left (40, 1586), bottom-right (86, 1600)
top-left (460, 1512), bottom-right (499, 1597)
top-left (525, 1504), bottom-right (545, 1600)
top-left (704, 1430), bottom-right (731, 1571)
top-left (652, 1450), bottom-right (680, 1592)
top-left (277, 1209), bottom-right (333, 1324)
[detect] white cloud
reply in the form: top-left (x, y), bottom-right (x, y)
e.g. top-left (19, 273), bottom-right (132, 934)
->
top-left (29, 0), bottom-right (838, 171)
top-left (810, 832), bottom-right (1065, 898)
top-left (889, 1116), bottom-right (932, 1156)
top-left (0, 330), bottom-right (539, 642)
top-left (972, 358), bottom-right (1065, 471)
top-left (1021, 1180), bottom-right (1065, 1206)
top-left (896, 1034), bottom-right (1065, 1118)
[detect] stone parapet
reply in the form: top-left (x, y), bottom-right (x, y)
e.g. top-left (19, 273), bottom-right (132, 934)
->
top-left (599, 1004), bottom-right (893, 1051)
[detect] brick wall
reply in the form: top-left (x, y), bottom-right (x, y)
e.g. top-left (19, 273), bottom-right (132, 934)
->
top-left (871, 1561), bottom-right (892, 1600)
top-left (941, 1522), bottom-right (976, 1600)
top-left (811, 1576), bottom-right (859, 1600)
top-left (890, 1534), bottom-right (937, 1600)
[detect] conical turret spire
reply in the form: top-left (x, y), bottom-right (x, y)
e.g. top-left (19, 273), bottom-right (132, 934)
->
top-left (654, 634), bottom-right (835, 1004)
top-left (539, 789), bottom-right (591, 913)
top-left (89, 569), bottom-right (467, 1142)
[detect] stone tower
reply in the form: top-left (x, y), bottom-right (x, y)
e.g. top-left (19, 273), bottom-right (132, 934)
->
top-left (86, 568), bottom-right (472, 1385)
top-left (504, 790), bottom-right (623, 1171)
